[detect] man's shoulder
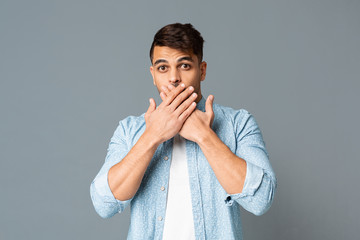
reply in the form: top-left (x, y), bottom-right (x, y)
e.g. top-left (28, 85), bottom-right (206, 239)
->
top-left (212, 102), bottom-right (259, 138)
top-left (213, 102), bottom-right (251, 122)
top-left (117, 112), bottom-right (146, 134)
top-left (119, 112), bottom-right (145, 123)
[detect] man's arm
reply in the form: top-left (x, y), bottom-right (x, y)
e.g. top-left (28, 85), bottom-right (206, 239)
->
top-left (199, 127), bottom-right (276, 216)
top-left (197, 128), bottom-right (247, 194)
top-left (107, 130), bottom-right (160, 201)
top-left (176, 94), bottom-right (247, 194)
top-left (185, 99), bottom-right (276, 216)
top-left (90, 84), bottom-right (198, 218)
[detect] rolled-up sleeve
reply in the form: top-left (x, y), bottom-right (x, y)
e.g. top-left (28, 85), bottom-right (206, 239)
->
top-left (224, 110), bottom-right (277, 216)
top-left (90, 120), bottom-right (133, 218)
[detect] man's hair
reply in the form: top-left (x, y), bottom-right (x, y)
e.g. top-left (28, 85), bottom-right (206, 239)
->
top-left (149, 23), bottom-right (204, 64)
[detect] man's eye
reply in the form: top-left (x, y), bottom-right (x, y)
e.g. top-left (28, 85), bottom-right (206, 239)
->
top-left (181, 64), bottom-right (190, 69)
top-left (158, 66), bottom-right (167, 71)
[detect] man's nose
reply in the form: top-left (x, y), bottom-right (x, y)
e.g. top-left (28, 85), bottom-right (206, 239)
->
top-left (169, 68), bottom-right (181, 85)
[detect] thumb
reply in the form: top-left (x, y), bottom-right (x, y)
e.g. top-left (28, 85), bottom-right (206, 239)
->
top-left (205, 95), bottom-right (214, 115)
top-left (146, 98), bottom-right (156, 114)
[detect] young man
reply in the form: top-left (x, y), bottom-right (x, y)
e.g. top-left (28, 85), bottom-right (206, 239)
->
top-left (90, 23), bottom-right (277, 240)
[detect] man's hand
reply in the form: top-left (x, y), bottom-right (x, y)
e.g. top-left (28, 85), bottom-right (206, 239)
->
top-left (144, 83), bottom-right (198, 145)
top-left (160, 85), bottom-right (215, 143)
top-left (179, 95), bottom-right (214, 142)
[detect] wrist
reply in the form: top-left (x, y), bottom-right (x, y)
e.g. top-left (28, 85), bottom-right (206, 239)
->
top-left (196, 127), bottom-right (215, 145)
top-left (142, 129), bottom-right (163, 149)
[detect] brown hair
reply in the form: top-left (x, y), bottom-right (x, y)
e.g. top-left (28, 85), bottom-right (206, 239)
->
top-left (149, 23), bottom-right (205, 64)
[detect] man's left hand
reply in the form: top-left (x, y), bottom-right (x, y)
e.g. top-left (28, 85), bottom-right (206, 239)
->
top-left (179, 95), bottom-right (214, 143)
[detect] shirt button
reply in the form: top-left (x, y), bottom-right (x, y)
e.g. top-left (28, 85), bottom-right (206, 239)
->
top-left (163, 156), bottom-right (168, 161)
top-left (161, 186), bottom-right (165, 191)
top-left (158, 216), bottom-right (163, 221)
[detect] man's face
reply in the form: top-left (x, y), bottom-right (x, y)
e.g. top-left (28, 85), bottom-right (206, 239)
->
top-left (150, 46), bottom-right (207, 103)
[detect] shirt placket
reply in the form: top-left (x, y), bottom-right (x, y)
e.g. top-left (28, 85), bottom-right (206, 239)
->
top-left (155, 139), bottom-right (173, 240)
top-left (186, 140), bottom-right (206, 240)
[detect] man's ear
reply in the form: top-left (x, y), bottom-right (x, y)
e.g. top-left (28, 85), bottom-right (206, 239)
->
top-left (150, 66), bottom-right (156, 85)
top-left (200, 61), bottom-right (207, 82)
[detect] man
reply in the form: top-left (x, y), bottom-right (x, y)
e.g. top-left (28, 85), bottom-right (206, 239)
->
top-left (90, 23), bottom-right (277, 240)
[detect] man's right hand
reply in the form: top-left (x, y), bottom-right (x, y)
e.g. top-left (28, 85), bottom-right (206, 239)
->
top-left (144, 83), bottom-right (198, 145)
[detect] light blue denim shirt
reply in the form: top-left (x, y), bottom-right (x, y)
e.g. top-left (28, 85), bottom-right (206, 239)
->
top-left (90, 96), bottom-right (277, 240)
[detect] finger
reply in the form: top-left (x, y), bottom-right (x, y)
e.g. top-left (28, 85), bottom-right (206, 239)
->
top-left (178, 102), bottom-right (197, 122)
top-left (205, 95), bottom-right (214, 115)
top-left (161, 85), bottom-right (171, 95)
top-left (168, 85), bottom-right (195, 111)
top-left (160, 91), bottom-right (166, 101)
top-left (167, 84), bottom-right (175, 90)
top-left (163, 83), bottom-right (186, 106)
top-left (146, 98), bottom-right (156, 114)
top-left (159, 85), bottom-right (170, 101)
top-left (174, 92), bottom-right (198, 116)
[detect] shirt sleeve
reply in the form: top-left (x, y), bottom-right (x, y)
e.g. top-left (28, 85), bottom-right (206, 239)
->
top-left (90, 120), bottom-right (133, 218)
top-left (224, 109), bottom-right (277, 216)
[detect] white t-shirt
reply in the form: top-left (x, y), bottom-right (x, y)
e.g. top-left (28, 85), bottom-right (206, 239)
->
top-left (162, 134), bottom-right (195, 240)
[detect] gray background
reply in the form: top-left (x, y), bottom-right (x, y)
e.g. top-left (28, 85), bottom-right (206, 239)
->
top-left (1, 0), bottom-right (359, 239)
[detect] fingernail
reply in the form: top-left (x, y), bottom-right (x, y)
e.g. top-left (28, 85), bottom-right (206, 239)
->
top-left (189, 86), bottom-right (194, 91)
top-left (192, 93), bottom-right (197, 97)
top-left (181, 83), bottom-right (185, 87)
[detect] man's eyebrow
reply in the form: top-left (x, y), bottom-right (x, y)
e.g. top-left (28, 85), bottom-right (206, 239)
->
top-left (177, 56), bottom-right (194, 62)
top-left (153, 59), bottom-right (168, 66)
top-left (153, 56), bottom-right (194, 66)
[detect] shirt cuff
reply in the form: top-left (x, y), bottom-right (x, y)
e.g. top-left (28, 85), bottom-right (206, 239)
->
top-left (93, 170), bottom-right (133, 212)
top-left (224, 162), bottom-right (264, 206)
